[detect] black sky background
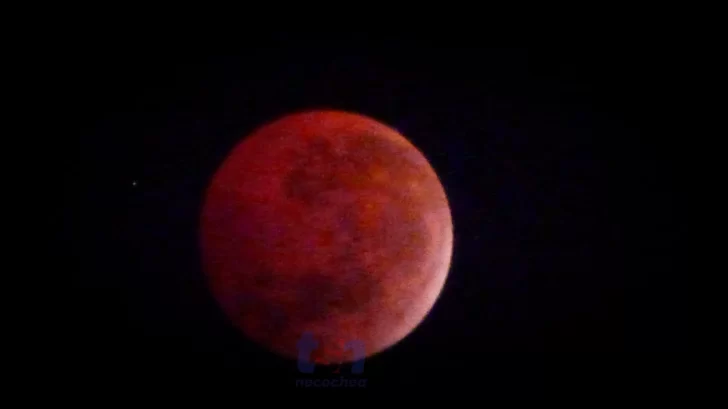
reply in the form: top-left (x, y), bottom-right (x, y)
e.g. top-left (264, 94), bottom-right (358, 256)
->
top-left (66, 48), bottom-right (677, 399)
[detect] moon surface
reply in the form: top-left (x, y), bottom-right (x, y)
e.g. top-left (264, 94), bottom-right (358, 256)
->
top-left (200, 110), bottom-right (453, 363)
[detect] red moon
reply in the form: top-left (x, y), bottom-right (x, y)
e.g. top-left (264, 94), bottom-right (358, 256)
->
top-left (200, 110), bottom-right (453, 363)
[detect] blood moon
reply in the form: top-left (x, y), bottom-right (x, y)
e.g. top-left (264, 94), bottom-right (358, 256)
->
top-left (200, 110), bottom-right (453, 363)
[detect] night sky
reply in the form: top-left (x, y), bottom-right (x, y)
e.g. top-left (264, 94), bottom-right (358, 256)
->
top-left (67, 48), bottom-right (676, 399)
